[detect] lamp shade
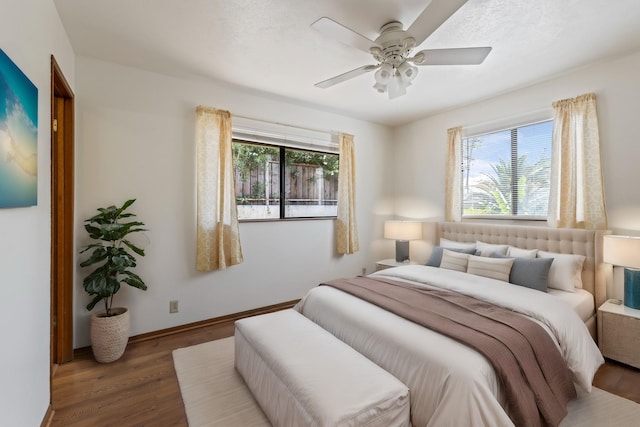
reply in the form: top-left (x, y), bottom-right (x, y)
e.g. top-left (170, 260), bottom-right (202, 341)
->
top-left (384, 221), bottom-right (422, 241)
top-left (604, 234), bottom-right (640, 310)
top-left (603, 235), bottom-right (640, 269)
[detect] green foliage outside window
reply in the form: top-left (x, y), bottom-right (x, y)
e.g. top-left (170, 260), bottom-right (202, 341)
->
top-left (462, 120), bottom-right (552, 217)
top-left (232, 139), bottom-right (339, 219)
top-left (232, 143), bottom-right (278, 180)
top-left (232, 142), bottom-right (339, 180)
top-left (465, 155), bottom-right (550, 215)
top-left (285, 150), bottom-right (339, 177)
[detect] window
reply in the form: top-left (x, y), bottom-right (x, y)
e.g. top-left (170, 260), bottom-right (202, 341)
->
top-left (462, 120), bottom-right (552, 218)
top-left (233, 140), bottom-right (339, 220)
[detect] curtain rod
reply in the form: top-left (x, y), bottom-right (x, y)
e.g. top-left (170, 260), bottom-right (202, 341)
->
top-left (232, 113), bottom-right (340, 136)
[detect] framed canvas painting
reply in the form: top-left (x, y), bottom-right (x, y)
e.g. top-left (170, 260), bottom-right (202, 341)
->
top-left (0, 48), bottom-right (38, 208)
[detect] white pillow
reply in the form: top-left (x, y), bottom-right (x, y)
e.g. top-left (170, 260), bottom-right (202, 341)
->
top-left (439, 238), bottom-right (476, 251)
top-left (440, 249), bottom-right (470, 272)
top-left (507, 246), bottom-right (538, 258)
top-left (467, 255), bottom-right (514, 282)
top-left (475, 241), bottom-right (509, 257)
top-left (537, 250), bottom-right (586, 292)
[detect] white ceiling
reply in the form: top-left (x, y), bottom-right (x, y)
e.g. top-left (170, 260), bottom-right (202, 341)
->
top-left (54, 0), bottom-right (640, 127)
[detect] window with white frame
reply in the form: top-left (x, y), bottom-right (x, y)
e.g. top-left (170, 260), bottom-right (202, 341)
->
top-left (232, 119), bottom-right (339, 221)
top-left (462, 120), bottom-right (553, 218)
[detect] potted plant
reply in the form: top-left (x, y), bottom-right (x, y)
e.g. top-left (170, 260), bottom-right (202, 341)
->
top-left (79, 199), bottom-right (148, 363)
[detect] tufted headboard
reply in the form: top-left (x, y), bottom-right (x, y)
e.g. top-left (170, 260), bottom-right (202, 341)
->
top-left (437, 222), bottom-right (611, 308)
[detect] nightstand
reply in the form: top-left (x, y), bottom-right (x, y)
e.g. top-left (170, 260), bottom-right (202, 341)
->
top-left (597, 300), bottom-right (640, 369)
top-left (375, 258), bottom-right (419, 271)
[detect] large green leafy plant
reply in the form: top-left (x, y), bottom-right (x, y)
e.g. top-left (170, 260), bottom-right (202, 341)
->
top-left (80, 199), bottom-right (148, 316)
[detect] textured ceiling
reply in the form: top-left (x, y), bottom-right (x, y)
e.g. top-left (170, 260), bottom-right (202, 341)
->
top-left (54, 0), bottom-right (640, 126)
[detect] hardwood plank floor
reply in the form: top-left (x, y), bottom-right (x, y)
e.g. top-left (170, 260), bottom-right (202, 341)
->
top-left (593, 359), bottom-right (640, 404)
top-left (51, 322), bottom-right (234, 426)
top-left (52, 317), bottom-right (640, 426)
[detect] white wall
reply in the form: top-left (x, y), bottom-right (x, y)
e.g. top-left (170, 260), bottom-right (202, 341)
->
top-left (393, 49), bottom-right (640, 298)
top-left (0, 0), bottom-right (75, 425)
top-left (73, 57), bottom-right (394, 347)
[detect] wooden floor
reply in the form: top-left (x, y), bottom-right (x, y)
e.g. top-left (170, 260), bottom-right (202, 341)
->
top-left (51, 317), bottom-right (640, 426)
top-left (51, 321), bottom-right (234, 426)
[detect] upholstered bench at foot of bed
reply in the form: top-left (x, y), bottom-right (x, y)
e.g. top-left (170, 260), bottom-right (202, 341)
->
top-left (234, 309), bottom-right (410, 427)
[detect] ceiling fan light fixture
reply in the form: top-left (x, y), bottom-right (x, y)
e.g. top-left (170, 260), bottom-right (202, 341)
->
top-left (373, 82), bottom-right (387, 93)
top-left (312, 1), bottom-right (493, 99)
top-left (374, 63), bottom-right (393, 84)
top-left (387, 76), bottom-right (407, 99)
top-left (398, 61), bottom-right (418, 83)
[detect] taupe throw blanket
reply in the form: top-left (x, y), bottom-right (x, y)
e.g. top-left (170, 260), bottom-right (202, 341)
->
top-left (321, 276), bottom-right (577, 427)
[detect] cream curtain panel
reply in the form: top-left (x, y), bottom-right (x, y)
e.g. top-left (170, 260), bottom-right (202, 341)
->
top-left (548, 93), bottom-right (607, 229)
top-left (336, 133), bottom-right (359, 254)
top-left (445, 126), bottom-right (463, 222)
top-left (195, 106), bottom-right (243, 271)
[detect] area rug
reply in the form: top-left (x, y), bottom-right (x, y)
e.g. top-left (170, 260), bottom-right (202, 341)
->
top-left (173, 337), bottom-right (640, 427)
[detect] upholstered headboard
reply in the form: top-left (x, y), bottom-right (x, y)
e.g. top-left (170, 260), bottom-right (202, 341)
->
top-left (436, 222), bottom-right (611, 308)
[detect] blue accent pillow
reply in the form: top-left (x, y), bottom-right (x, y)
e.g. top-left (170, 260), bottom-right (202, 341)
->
top-left (427, 246), bottom-right (477, 267)
top-left (491, 253), bottom-right (553, 292)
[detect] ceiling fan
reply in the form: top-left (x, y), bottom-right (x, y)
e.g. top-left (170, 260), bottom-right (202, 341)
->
top-left (311, 0), bottom-right (492, 99)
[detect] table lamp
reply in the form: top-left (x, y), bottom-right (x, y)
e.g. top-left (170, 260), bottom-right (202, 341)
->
top-left (603, 235), bottom-right (640, 309)
top-left (384, 221), bottom-right (422, 263)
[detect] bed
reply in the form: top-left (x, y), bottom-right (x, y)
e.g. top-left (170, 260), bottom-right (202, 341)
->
top-left (295, 222), bottom-right (611, 427)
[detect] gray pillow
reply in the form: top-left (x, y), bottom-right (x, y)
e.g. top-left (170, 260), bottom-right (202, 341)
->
top-left (427, 246), bottom-right (477, 267)
top-left (491, 253), bottom-right (553, 292)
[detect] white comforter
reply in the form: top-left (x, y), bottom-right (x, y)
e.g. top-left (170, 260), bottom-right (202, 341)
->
top-left (295, 265), bottom-right (604, 427)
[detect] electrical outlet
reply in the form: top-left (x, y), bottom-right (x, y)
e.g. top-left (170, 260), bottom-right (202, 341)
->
top-left (169, 300), bottom-right (179, 313)
top-left (361, 267), bottom-right (367, 276)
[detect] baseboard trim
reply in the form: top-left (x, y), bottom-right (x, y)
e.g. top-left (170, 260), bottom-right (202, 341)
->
top-left (73, 299), bottom-right (300, 354)
top-left (40, 404), bottom-right (54, 427)
top-left (128, 299), bottom-right (300, 345)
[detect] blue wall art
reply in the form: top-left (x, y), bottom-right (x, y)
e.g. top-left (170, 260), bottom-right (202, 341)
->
top-left (0, 48), bottom-right (38, 208)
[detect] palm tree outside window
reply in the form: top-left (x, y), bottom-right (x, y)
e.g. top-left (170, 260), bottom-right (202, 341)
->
top-left (462, 120), bottom-right (552, 218)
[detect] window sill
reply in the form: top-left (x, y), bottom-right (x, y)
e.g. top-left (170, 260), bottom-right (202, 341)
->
top-left (463, 215), bottom-right (547, 221)
top-left (239, 216), bottom-right (337, 223)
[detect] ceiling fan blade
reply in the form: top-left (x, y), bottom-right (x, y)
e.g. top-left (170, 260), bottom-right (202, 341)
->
top-left (412, 47), bottom-right (492, 66)
top-left (407, 0), bottom-right (469, 46)
top-left (315, 64), bottom-right (379, 89)
top-left (311, 17), bottom-right (379, 53)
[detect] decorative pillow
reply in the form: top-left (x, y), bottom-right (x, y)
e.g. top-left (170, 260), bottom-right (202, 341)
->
top-left (426, 246), bottom-right (477, 267)
top-left (439, 238), bottom-right (476, 251)
top-left (507, 246), bottom-right (538, 258)
top-left (439, 249), bottom-right (470, 272)
top-left (467, 255), bottom-right (513, 282)
top-left (537, 250), bottom-right (586, 292)
top-left (492, 254), bottom-right (553, 292)
top-left (475, 241), bottom-right (509, 257)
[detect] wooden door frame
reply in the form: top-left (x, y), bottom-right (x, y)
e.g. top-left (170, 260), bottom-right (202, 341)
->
top-left (51, 55), bottom-right (75, 367)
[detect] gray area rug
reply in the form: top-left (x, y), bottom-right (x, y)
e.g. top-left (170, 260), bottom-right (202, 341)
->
top-left (173, 337), bottom-right (640, 427)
